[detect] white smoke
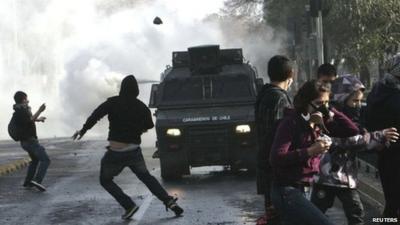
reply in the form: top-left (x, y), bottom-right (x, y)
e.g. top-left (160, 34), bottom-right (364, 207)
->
top-left (0, 0), bottom-right (283, 146)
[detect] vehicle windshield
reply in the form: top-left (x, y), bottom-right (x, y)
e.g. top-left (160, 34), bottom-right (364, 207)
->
top-left (162, 77), bottom-right (203, 102)
top-left (161, 74), bottom-right (254, 104)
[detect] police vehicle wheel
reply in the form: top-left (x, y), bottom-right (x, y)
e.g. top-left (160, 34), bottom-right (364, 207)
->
top-left (230, 164), bottom-right (241, 174)
top-left (160, 159), bottom-right (182, 181)
top-left (246, 166), bottom-right (257, 175)
top-left (161, 169), bottom-right (181, 181)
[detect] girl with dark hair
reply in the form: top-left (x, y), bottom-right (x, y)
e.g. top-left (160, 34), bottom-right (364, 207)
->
top-left (269, 80), bottom-right (359, 225)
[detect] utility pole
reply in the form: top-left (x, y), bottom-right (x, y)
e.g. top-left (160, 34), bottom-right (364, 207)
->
top-left (310, 0), bottom-right (324, 65)
top-left (316, 9), bottom-right (324, 64)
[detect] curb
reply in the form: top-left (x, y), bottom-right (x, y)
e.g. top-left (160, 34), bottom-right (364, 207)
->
top-left (357, 158), bottom-right (385, 206)
top-left (0, 158), bottom-right (31, 177)
top-left (358, 178), bottom-right (385, 208)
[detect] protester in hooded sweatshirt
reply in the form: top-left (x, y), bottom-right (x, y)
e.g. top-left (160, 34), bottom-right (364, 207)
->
top-left (12, 91), bottom-right (49, 192)
top-left (366, 54), bottom-right (400, 221)
top-left (72, 75), bottom-right (183, 220)
top-left (255, 55), bottom-right (294, 224)
top-left (269, 80), bottom-right (359, 225)
top-left (311, 75), bottom-right (399, 225)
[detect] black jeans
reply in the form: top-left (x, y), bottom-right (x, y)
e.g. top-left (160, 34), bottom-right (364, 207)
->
top-left (100, 148), bottom-right (172, 210)
top-left (256, 167), bottom-right (273, 209)
top-left (378, 152), bottom-right (400, 222)
top-left (311, 184), bottom-right (364, 225)
top-left (20, 138), bottom-right (50, 184)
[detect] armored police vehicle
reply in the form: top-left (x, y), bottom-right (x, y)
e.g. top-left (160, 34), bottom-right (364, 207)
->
top-left (149, 45), bottom-right (263, 180)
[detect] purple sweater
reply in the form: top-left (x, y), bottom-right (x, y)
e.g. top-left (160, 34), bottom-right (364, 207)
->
top-left (269, 108), bottom-right (359, 185)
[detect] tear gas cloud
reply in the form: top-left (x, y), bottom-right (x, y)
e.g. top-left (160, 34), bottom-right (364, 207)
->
top-left (0, 0), bottom-right (283, 146)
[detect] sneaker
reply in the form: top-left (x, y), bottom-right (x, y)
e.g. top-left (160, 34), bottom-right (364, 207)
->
top-left (265, 206), bottom-right (279, 220)
top-left (152, 150), bottom-right (160, 159)
top-left (165, 197), bottom-right (184, 216)
top-left (30, 181), bottom-right (46, 192)
top-left (256, 213), bottom-right (280, 225)
top-left (23, 182), bottom-right (34, 188)
top-left (256, 215), bottom-right (267, 225)
top-left (121, 205), bottom-right (139, 220)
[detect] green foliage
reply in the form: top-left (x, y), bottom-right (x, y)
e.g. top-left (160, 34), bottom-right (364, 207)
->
top-left (221, 0), bottom-right (265, 24)
top-left (324, 0), bottom-right (400, 65)
top-left (264, 0), bottom-right (308, 30)
top-left (224, 0), bottom-right (400, 68)
top-left (264, 0), bottom-right (400, 67)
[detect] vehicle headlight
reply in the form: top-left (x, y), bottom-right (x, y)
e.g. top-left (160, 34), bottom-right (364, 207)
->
top-left (166, 128), bottom-right (181, 136)
top-left (235, 125), bottom-right (251, 133)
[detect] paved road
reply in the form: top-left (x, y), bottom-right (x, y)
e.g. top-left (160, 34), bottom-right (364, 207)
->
top-left (0, 139), bottom-right (380, 225)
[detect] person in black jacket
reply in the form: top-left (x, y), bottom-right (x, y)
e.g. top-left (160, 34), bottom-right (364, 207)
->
top-left (13, 91), bottom-right (49, 192)
top-left (366, 54), bottom-right (400, 222)
top-left (255, 55), bottom-right (294, 224)
top-left (73, 75), bottom-right (183, 220)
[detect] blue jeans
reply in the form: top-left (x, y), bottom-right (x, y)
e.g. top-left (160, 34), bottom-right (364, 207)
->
top-left (100, 147), bottom-right (172, 210)
top-left (271, 184), bottom-right (334, 225)
top-left (20, 138), bottom-right (50, 184)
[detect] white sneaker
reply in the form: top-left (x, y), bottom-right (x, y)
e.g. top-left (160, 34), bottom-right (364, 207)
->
top-left (30, 181), bottom-right (46, 192)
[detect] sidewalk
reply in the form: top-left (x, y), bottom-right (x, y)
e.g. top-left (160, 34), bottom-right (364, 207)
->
top-left (357, 158), bottom-right (385, 207)
top-left (0, 140), bottom-right (30, 176)
top-left (0, 158), bottom-right (31, 176)
top-left (0, 138), bottom-right (71, 177)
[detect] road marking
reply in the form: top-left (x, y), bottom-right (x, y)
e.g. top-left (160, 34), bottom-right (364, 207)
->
top-left (131, 168), bottom-right (160, 224)
top-left (132, 194), bottom-right (154, 224)
top-left (0, 203), bottom-right (19, 208)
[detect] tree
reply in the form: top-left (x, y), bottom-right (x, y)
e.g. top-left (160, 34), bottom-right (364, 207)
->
top-left (263, 0), bottom-right (400, 70)
top-left (223, 0), bottom-right (400, 84)
top-left (263, 0), bottom-right (308, 31)
top-left (323, 0), bottom-right (400, 66)
top-left (221, 0), bottom-right (265, 23)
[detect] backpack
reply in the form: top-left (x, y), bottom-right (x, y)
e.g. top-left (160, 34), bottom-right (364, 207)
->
top-left (8, 113), bottom-right (20, 141)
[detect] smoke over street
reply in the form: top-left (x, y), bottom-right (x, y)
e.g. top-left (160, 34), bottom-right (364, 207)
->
top-left (0, 0), bottom-right (282, 144)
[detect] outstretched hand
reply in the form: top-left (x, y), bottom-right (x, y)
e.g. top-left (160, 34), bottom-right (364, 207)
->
top-left (39, 103), bottom-right (46, 113)
top-left (72, 130), bottom-right (84, 141)
top-left (36, 116), bottom-right (46, 122)
top-left (383, 127), bottom-right (399, 143)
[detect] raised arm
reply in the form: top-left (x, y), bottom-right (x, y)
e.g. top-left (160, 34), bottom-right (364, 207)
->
top-left (32, 103), bottom-right (46, 122)
top-left (330, 128), bottom-right (399, 152)
top-left (326, 108), bottom-right (359, 138)
top-left (142, 107), bottom-right (155, 133)
top-left (73, 100), bottom-right (110, 140)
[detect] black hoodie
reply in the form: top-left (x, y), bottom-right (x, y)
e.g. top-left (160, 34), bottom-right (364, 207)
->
top-left (366, 73), bottom-right (400, 150)
top-left (13, 104), bottom-right (37, 141)
top-left (81, 75), bottom-right (154, 144)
